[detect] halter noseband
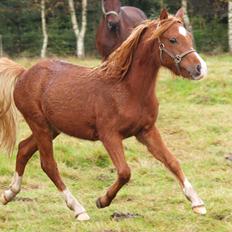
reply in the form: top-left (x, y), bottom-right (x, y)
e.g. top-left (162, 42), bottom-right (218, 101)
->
top-left (157, 23), bottom-right (195, 74)
top-left (101, 0), bottom-right (120, 17)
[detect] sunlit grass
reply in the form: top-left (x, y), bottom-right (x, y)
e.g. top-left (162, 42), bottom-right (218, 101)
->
top-left (0, 55), bottom-right (232, 231)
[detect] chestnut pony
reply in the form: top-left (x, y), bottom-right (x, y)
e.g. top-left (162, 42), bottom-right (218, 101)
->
top-left (0, 9), bottom-right (207, 221)
top-left (96, 0), bottom-right (147, 60)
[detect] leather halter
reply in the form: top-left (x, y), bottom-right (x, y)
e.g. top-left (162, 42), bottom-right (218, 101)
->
top-left (101, 0), bottom-right (120, 17)
top-left (157, 25), bottom-right (195, 74)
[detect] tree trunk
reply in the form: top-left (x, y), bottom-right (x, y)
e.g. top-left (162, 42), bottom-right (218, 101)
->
top-left (41, 0), bottom-right (48, 58)
top-left (181, 0), bottom-right (195, 46)
top-left (68, 0), bottom-right (79, 57)
top-left (160, 0), bottom-right (164, 8)
top-left (229, 1), bottom-right (232, 53)
top-left (68, 0), bottom-right (87, 58)
top-left (0, 35), bottom-right (3, 57)
top-left (78, 0), bottom-right (87, 58)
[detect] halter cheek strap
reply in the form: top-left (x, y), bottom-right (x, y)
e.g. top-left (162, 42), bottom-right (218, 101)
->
top-left (157, 35), bottom-right (195, 74)
top-left (101, 0), bottom-right (120, 17)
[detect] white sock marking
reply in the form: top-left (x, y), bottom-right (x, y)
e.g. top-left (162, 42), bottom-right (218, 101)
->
top-left (4, 172), bottom-right (22, 201)
top-left (183, 178), bottom-right (204, 208)
top-left (62, 189), bottom-right (87, 217)
top-left (184, 178), bottom-right (192, 189)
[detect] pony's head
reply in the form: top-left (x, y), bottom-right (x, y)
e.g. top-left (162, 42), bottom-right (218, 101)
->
top-left (101, 0), bottom-right (121, 31)
top-left (156, 8), bottom-right (207, 80)
top-left (101, 8), bottom-right (207, 82)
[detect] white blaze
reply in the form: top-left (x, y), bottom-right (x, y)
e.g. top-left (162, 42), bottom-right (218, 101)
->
top-left (194, 52), bottom-right (208, 78)
top-left (179, 26), bottom-right (188, 37)
top-left (178, 25), bottom-right (207, 79)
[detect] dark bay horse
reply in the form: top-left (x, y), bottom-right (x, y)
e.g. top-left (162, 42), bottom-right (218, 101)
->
top-left (0, 9), bottom-right (207, 220)
top-left (96, 0), bottom-right (147, 60)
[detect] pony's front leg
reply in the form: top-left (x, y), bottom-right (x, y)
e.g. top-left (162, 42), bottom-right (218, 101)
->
top-left (96, 135), bottom-right (131, 208)
top-left (136, 126), bottom-right (206, 215)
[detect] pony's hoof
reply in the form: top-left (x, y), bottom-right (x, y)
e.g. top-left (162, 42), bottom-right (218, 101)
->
top-left (76, 212), bottom-right (90, 221)
top-left (96, 196), bottom-right (111, 208)
top-left (96, 198), bottom-right (103, 208)
top-left (1, 193), bottom-right (8, 205)
top-left (193, 205), bottom-right (207, 215)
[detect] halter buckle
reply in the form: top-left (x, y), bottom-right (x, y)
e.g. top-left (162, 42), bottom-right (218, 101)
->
top-left (174, 55), bottom-right (182, 64)
top-left (159, 43), bottom-right (165, 50)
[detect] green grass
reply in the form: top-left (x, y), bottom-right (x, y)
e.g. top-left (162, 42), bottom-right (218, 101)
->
top-left (0, 55), bottom-right (232, 232)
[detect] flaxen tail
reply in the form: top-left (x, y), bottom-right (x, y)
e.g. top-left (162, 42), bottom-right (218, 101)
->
top-left (0, 58), bottom-right (25, 155)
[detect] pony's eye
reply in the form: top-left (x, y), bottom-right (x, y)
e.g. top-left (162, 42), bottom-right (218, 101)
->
top-left (169, 38), bottom-right (177, 44)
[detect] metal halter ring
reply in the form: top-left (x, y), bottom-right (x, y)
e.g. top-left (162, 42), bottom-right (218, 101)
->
top-left (174, 55), bottom-right (182, 64)
top-left (159, 43), bottom-right (165, 50)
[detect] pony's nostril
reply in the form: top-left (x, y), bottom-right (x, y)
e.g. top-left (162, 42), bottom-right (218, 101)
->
top-left (108, 21), bottom-right (116, 29)
top-left (196, 64), bottom-right (201, 74)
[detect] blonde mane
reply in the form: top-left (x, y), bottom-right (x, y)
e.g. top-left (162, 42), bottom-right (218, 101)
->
top-left (99, 16), bottom-right (181, 81)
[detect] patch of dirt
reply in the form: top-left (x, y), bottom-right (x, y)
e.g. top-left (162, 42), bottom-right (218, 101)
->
top-left (225, 153), bottom-right (232, 161)
top-left (102, 230), bottom-right (117, 232)
top-left (14, 197), bottom-right (37, 202)
top-left (27, 183), bottom-right (41, 189)
top-left (0, 215), bottom-right (7, 222)
top-left (97, 174), bottom-right (111, 181)
top-left (110, 211), bottom-right (144, 221)
top-left (213, 213), bottom-right (227, 221)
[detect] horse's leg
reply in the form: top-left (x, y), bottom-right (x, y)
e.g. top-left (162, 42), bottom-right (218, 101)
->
top-left (1, 131), bottom-right (60, 205)
top-left (96, 135), bottom-right (131, 208)
top-left (136, 126), bottom-right (206, 215)
top-left (27, 120), bottom-right (90, 221)
top-left (1, 135), bottom-right (37, 205)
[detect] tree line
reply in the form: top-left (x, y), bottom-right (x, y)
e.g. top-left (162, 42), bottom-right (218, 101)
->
top-left (0, 0), bottom-right (230, 58)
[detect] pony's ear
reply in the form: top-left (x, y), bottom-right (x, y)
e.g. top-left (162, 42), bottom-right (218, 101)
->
top-left (175, 8), bottom-right (184, 21)
top-left (160, 9), bottom-right (169, 20)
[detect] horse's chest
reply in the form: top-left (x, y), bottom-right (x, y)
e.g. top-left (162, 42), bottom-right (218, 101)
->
top-left (118, 104), bottom-right (158, 137)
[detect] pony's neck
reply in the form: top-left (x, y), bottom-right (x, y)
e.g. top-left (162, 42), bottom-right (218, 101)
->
top-left (125, 38), bottom-right (161, 98)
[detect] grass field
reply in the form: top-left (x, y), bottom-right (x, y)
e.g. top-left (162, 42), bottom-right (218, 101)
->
top-left (0, 54), bottom-right (232, 232)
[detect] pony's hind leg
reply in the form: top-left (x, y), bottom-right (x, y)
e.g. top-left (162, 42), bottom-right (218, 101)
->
top-left (137, 126), bottom-right (206, 215)
top-left (27, 120), bottom-right (90, 221)
top-left (96, 135), bottom-right (131, 208)
top-left (1, 135), bottom-right (37, 205)
top-left (1, 132), bottom-right (59, 205)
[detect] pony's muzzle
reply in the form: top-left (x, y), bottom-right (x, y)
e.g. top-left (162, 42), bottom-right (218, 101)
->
top-left (191, 64), bottom-right (202, 80)
top-left (108, 21), bottom-right (119, 31)
top-left (189, 62), bottom-right (207, 80)
top-left (190, 53), bottom-right (208, 80)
